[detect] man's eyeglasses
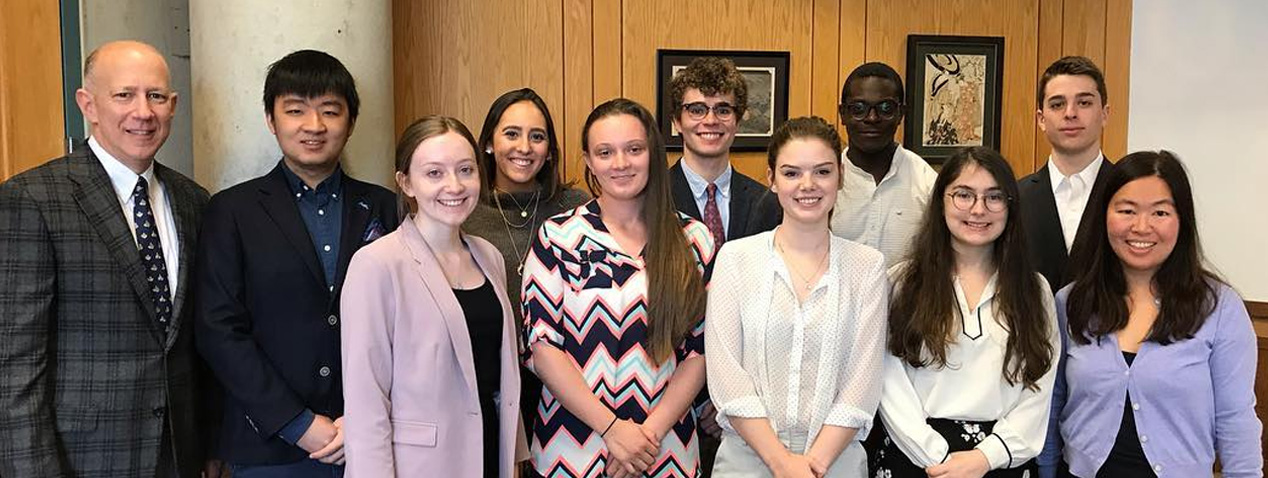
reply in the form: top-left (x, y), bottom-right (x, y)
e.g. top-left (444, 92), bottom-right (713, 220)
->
top-left (840, 100), bottom-right (902, 121)
top-left (947, 189), bottom-right (1010, 213)
top-left (681, 102), bottom-right (736, 121)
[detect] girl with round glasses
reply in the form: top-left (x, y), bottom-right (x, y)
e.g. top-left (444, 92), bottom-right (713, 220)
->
top-left (870, 146), bottom-right (1059, 478)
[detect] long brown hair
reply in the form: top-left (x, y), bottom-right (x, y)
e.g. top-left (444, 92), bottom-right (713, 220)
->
top-left (888, 147), bottom-right (1052, 390)
top-left (580, 98), bottom-right (706, 364)
top-left (1066, 150), bottom-right (1219, 345)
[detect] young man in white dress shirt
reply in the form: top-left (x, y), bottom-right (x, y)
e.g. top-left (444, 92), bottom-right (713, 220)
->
top-left (829, 62), bottom-right (938, 267)
top-left (1018, 56), bottom-right (1116, 293)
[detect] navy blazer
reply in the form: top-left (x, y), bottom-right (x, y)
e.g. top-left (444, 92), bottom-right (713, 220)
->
top-left (194, 162), bottom-right (398, 464)
top-left (669, 159), bottom-right (781, 243)
top-left (1018, 158), bottom-right (1115, 291)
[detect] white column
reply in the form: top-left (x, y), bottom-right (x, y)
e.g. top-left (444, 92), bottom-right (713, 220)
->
top-left (189, 0), bottom-right (394, 192)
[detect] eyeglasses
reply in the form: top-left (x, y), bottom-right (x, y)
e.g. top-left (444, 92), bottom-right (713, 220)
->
top-left (681, 102), bottom-right (736, 121)
top-left (840, 100), bottom-right (902, 120)
top-left (947, 189), bottom-right (1010, 212)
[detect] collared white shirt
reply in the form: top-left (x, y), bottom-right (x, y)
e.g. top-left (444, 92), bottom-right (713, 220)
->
top-left (706, 230), bottom-right (887, 456)
top-left (878, 268), bottom-right (1059, 470)
top-left (830, 145), bottom-right (938, 268)
top-left (90, 137), bottom-right (181, 293)
top-left (1047, 153), bottom-right (1104, 252)
top-left (680, 159), bottom-right (733, 237)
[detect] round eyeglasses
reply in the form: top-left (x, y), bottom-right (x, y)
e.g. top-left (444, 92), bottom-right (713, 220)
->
top-left (681, 102), bottom-right (736, 121)
top-left (947, 189), bottom-right (1010, 212)
top-left (840, 100), bottom-right (902, 121)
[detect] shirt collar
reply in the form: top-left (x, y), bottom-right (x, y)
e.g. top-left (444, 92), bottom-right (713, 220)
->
top-left (280, 161), bottom-right (344, 198)
top-left (841, 144), bottom-right (905, 184)
top-left (89, 136), bottom-right (157, 204)
top-left (952, 271), bottom-right (1000, 310)
top-left (680, 158), bottom-right (733, 200)
top-left (1047, 152), bottom-right (1104, 194)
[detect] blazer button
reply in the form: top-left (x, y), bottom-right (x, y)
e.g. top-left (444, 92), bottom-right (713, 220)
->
top-left (327, 314), bottom-right (338, 326)
top-left (152, 406), bottom-right (166, 418)
top-left (319, 366), bottom-right (331, 377)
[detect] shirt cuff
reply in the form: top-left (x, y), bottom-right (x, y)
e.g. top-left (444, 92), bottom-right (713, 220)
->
top-left (975, 433), bottom-right (1012, 470)
top-left (277, 408), bottom-right (316, 445)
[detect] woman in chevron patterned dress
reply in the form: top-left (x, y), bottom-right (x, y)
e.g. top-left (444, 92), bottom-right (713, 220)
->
top-left (522, 98), bottom-right (715, 478)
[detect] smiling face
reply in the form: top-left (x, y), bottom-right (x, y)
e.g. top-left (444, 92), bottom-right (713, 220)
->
top-left (76, 42), bottom-right (178, 171)
top-left (397, 131), bottom-right (481, 229)
top-left (944, 162), bottom-right (1008, 254)
top-left (1037, 74), bottom-right (1108, 157)
top-left (583, 113), bottom-right (651, 202)
top-left (490, 100), bottom-right (550, 192)
top-left (673, 88), bottom-right (738, 161)
top-left (841, 76), bottom-right (903, 154)
top-left (1106, 175), bottom-right (1179, 280)
top-left (268, 93), bottom-right (354, 173)
top-left (769, 138), bottom-right (841, 226)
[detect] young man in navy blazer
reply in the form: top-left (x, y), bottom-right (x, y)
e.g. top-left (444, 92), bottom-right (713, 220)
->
top-left (195, 50), bottom-right (398, 477)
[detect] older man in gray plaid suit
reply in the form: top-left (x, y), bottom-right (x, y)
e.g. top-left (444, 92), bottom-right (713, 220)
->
top-left (0, 41), bottom-right (216, 477)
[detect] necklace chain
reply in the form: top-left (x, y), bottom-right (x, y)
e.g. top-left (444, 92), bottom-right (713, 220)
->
top-left (776, 233), bottom-right (831, 292)
top-left (492, 188), bottom-right (541, 275)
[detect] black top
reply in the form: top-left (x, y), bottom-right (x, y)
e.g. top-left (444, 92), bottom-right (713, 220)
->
top-left (453, 278), bottom-right (503, 478)
top-left (1096, 351), bottom-right (1156, 478)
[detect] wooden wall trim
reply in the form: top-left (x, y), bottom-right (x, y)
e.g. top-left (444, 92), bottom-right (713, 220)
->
top-left (1249, 300), bottom-right (1268, 321)
top-left (0, 1), bottom-right (65, 181)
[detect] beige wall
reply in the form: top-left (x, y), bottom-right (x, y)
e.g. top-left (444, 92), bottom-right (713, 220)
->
top-left (394, 0), bottom-right (1133, 184)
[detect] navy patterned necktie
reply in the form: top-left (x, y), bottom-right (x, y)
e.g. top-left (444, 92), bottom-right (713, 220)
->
top-left (132, 177), bottom-right (172, 330)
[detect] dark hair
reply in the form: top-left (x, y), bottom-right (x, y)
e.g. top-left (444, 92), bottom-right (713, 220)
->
top-left (475, 88), bottom-right (567, 201)
top-left (580, 98), bottom-right (706, 364)
top-left (668, 57), bottom-right (749, 121)
top-left (1066, 150), bottom-right (1219, 346)
top-left (766, 116), bottom-right (843, 171)
top-left (889, 146), bottom-right (1052, 390)
top-left (263, 50), bottom-right (360, 121)
top-left (393, 116), bottom-right (480, 214)
top-left (840, 62), bottom-right (904, 104)
top-left (1037, 56), bottom-right (1107, 109)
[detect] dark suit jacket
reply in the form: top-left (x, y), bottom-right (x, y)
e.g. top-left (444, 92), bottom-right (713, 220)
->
top-left (194, 162), bottom-right (398, 464)
top-left (1018, 159), bottom-right (1115, 291)
top-left (670, 160), bottom-right (781, 243)
top-left (0, 146), bottom-right (211, 477)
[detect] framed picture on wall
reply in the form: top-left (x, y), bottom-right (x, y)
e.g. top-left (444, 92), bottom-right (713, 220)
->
top-left (656, 49), bottom-right (790, 152)
top-left (904, 35), bottom-right (1005, 164)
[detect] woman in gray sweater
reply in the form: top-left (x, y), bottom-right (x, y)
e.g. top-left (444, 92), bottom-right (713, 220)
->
top-left (463, 87), bottom-right (589, 428)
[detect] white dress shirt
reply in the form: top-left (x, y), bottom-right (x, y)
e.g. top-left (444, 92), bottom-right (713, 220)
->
top-left (90, 137), bottom-right (181, 293)
top-left (878, 268), bottom-right (1059, 470)
top-left (680, 159), bottom-right (733, 237)
top-left (1047, 154), bottom-right (1104, 251)
top-left (830, 145), bottom-right (938, 268)
top-left (706, 230), bottom-right (887, 469)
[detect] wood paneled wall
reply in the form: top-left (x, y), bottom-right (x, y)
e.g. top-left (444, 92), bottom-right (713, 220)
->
top-left (0, 1), bottom-right (66, 181)
top-left (394, 0), bottom-right (1132, 184)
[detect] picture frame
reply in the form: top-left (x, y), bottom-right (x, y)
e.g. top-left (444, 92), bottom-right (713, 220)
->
top-left (656, 49), bottom-right (790, 152)
top-left (903, 35), bottom-right (1005, 164)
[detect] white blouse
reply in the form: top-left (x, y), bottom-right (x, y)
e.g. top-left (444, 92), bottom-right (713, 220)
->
top-left (705, 230), bottom-right (888, 452)
top-left (878, 268), bottom-right (1059, 470)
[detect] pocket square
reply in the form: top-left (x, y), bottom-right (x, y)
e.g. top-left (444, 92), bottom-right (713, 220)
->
top-left (362, 218), bottom-right (386, 243)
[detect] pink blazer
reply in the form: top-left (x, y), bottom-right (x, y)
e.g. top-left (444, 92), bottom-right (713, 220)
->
top-left (341, 218), bottom-right (526, 477)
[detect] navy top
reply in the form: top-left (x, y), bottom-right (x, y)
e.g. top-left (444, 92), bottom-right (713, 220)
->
top-left (281, 162), bottom-right (343, 289)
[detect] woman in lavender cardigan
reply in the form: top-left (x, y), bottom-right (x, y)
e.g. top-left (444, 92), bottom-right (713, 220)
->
top-left (1044, 150), bottom-right (1262, 478)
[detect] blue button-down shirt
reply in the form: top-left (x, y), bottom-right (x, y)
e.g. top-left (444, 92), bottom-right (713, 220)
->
top-left (280, 163), bottom-right (343, 290)
top-left (1041, 283), bottom-right (1262, 478)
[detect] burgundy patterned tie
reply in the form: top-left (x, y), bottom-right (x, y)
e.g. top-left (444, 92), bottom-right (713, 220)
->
top-left (703, 182), bottom-right (725, 247)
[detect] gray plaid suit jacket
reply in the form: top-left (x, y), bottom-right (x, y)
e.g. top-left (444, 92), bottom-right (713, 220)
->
top-left (0, 146), bottom-right (211, 477)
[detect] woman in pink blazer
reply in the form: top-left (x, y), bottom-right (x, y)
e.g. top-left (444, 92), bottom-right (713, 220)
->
top-left (341, 115), bottom-right (527, 477)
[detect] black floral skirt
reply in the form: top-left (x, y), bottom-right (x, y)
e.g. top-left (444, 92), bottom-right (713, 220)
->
top-left (865, 417), bottom-right (1037, 478)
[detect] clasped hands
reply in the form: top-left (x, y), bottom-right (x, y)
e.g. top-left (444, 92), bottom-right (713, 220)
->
top-left (297, 414), bottom-right (347, 465)
top-left (603, 419), bottom-right (663, 478)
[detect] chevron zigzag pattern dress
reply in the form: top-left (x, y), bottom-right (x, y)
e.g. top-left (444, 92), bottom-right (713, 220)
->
top-left (522, 201), bottom-right (716, 478)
